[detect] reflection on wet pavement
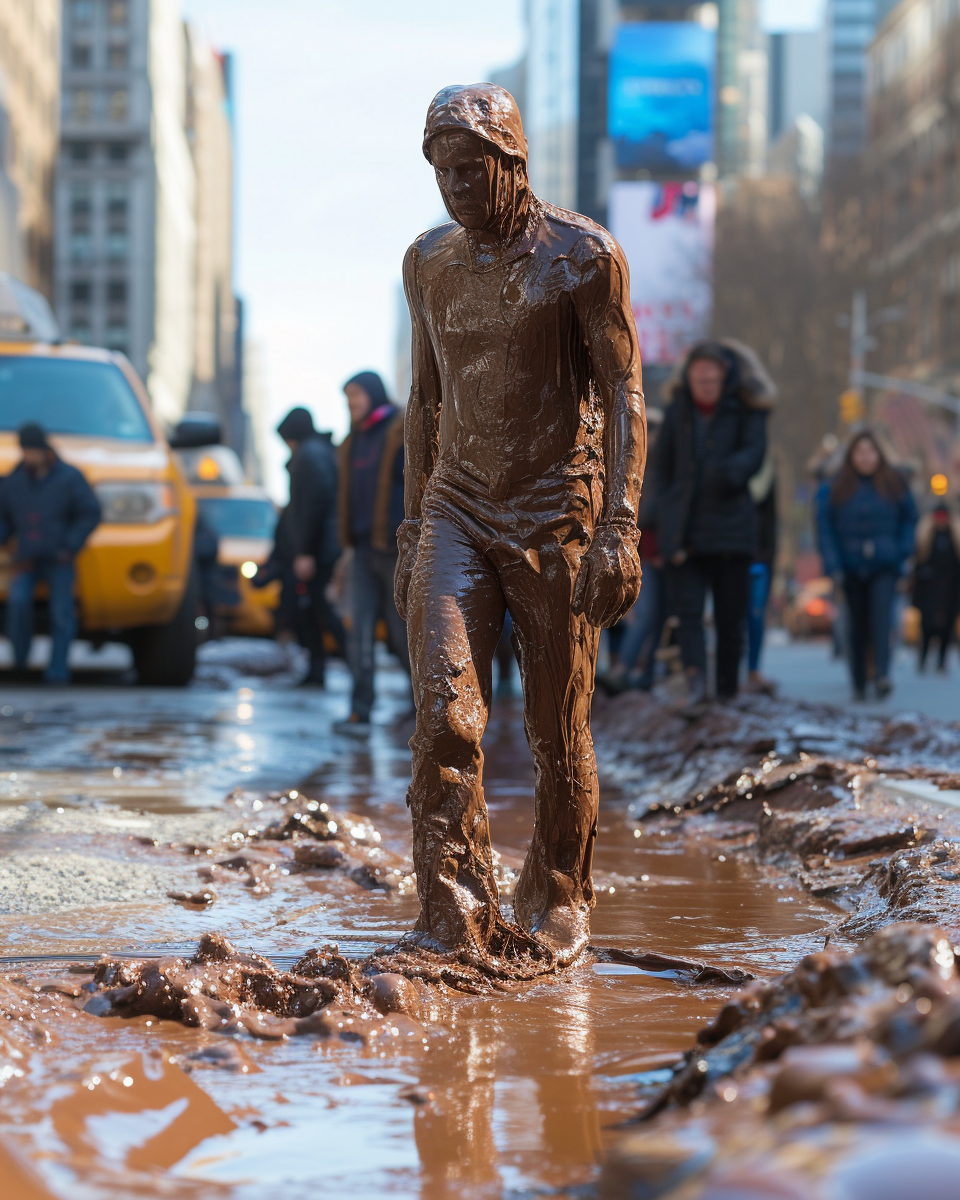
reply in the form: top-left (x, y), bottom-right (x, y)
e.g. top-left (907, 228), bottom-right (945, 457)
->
top-left (0, 647), bottom-right (839, 1198)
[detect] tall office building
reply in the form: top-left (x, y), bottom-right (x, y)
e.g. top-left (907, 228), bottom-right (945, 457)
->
top-left (716, 0), bottom-right (767, 178)
top-left (185, 33), bottom-right (243, 451)
top-left (56, 0), bottom-right (197, 424)
top-left (0, 0), bottom-right (61, 294)
top-left (55, 0), bottom-right (243, 446)
top-left (828, 0), bottom-right (901, 158)
top-left (524, 0), bottom-right (582, 211)
top-left (768, 28), bottom-right (827, 142)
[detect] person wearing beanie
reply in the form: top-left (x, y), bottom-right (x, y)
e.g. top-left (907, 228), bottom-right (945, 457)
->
top-left (273, 407), bottom-right (344, 686)
top-left (335, 370), bottom-right (408, 733)
top-left (0, 423), bottom-right (101, 682)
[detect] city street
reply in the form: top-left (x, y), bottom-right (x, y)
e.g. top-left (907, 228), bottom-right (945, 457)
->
top-left (763, 632), bottom-right (960, 720)
top-left (0, 642), bottom-right (849, 1196)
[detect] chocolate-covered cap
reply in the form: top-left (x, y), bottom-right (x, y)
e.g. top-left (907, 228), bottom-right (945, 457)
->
top-left (423, 83), bottom-right (527, 164)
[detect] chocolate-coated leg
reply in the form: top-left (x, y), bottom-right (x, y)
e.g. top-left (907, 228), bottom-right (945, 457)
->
top-left (406, 507), bottom-right (507, 953)
top-left (505, 532), bottom-right (601, 956)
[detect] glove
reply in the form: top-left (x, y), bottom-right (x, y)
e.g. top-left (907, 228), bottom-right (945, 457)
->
top-left (572, 523), bottom-right (642, 629)
top-left (394, 518), bottom-right (422, 621)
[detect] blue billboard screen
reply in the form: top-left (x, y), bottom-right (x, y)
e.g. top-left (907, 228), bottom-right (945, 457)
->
top-left (608, 22), bottom-right (715, 171)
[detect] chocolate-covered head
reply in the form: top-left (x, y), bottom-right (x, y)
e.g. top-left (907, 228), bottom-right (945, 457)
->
top-left (423, 84), bottom-right (531, 237)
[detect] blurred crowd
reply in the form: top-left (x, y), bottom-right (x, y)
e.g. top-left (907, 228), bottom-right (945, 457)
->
top-left (258, 371), bottom-right (408, 734)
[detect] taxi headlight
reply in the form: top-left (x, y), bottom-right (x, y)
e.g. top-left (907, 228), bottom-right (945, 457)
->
top-left (95, 482), bottom-right (175, 524)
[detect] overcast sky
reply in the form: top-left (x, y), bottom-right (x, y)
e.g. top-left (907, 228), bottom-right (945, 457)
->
top-left (180, 0), bottom-right (823, 496)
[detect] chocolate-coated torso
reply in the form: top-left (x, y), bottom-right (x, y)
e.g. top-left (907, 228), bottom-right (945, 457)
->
top-left (413, 201), bottom-right (609, 498)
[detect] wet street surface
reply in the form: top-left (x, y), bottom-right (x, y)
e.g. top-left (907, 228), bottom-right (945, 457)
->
top-left (0, 641), bottom-right (846, 1199)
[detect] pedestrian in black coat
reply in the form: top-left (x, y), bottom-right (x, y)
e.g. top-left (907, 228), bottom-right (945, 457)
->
top-left (913, 503), bottom-right (960, 672)
top-left (0, 422), bottom-right (100, 682)
top-left (648, 339), bottom-right (775, 701)
top-left (275, 407), bottom-right (344, 686)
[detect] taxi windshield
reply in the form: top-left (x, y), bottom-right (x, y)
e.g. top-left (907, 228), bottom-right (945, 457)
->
top-left (197, 497), bottom-right (277, 540)
top-left (0, 357), bottom-right (153, 441)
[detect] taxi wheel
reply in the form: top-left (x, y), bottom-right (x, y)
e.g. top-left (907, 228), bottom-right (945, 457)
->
top-left (130, 566), bottom-right (199, 686)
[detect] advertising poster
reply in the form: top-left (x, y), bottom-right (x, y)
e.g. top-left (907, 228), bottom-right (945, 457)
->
top-left (609, 180), bottom-right (716, 367)
top-left (608, 22), bottom-right (715, 171)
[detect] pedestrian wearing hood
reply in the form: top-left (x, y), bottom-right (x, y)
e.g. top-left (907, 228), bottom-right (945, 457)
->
top-left (648, 340), bottom-right (774, 702)
top-left (816, 430), bottom-right (917, 700)
top-left (911, 502), bottom-right (960, 672)
top-left (336, 371), bottom-right (408, 733)
top-left (275, 407), bottom-right (344, 686)
top-left (0, 422), bottom-right (100, 682)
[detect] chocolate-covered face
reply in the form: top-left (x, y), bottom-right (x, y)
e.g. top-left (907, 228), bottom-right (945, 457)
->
top-left (429, 131), bottom-right (493, 230)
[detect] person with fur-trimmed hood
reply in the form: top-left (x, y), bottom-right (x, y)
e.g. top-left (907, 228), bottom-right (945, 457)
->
top-left (648, 339), bottom-right (775, 701)
top-left (912, 502), bottom-right (960, 672)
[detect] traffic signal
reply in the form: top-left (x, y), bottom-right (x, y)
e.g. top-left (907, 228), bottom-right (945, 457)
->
top-left (839, 390), bottom-right (865, 423)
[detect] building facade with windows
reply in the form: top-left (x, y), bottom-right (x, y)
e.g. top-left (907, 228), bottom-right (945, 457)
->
top-left (55, 0), bottom-right (198, 425)
top-left (864, 0), bottom-right (960, 453)
top-left (828, 0), bottom-right (902, 158)
top-left (0, 0), bottom-right (61, 294)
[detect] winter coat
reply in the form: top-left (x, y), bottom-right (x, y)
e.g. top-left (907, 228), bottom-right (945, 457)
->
top-left (337, 406), bottom-right (405, 552)
top-left (286, 433), bottom-right (340, 566)
top-left (648, 340), bottom-right (774, 561)
top-left (815, 476), bottom-right (917, 578)
top-left (912, 512), bottom-right (960, 629)
top-left (749, 453), bottom-right (778, 567)
top-left (0, 457), bottom-right (100, 562)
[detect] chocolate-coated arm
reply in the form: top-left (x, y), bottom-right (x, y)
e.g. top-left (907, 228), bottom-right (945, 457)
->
top-left (573, 240), bottom-right (646, 527)
top-left (401, 241), bottom-right (443, 521)
top-left (569, 240), bottom-right (646, 629)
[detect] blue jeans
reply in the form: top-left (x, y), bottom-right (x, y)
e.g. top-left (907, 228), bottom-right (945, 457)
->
top-left (843, 568), bottom-right (898, 691)
top-left (8, 559), bottom-right (76, 682)
top-left (747, 562), bottom-right (771, 673)
top-left (349, 545), bottom-right (409, 720)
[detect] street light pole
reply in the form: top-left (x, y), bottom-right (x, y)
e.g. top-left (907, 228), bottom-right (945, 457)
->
top-left (849, 288), bottom-right (867, 411)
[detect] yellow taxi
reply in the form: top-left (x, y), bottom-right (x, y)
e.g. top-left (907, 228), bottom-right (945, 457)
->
top-left (172, 422), bottom-right (280, 637)
top-left (0, 274), bottom-right (197, 684)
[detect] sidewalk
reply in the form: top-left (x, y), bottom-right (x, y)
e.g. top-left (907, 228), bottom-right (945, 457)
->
top-left (761, 631), bottom-right (960, 721)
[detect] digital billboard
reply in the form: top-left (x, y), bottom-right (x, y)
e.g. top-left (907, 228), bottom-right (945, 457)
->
top-left (609, 180), bottom-right (715, 367)
top-left (608, 22), bottom-right (715, 171)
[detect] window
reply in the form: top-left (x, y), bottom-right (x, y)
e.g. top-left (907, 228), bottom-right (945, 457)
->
top-left (70, 280), bottom-right (92, 303)
top-left (69, 317), bottom-right (92, 344)
top-left (107, 280), bottom-right (127, 304)
top-left (106, 186), bottom-right (127, 232)
top-left (71, 42), bottom-right (92, 68)
top-left (72, 0), bottom-right (94, 25)
top-left (70, 235), bottom-right (93, 263)
top-left (108, 0), bottom-right (128, 26)
top-left (108, 42), bottom-right (128, 68)
top-left (70, 186), bottom-right (92, 233)
top-left (72, 90), bottom-right (93, 121)
top-left (107, 90), bottom-right (128, 122)
top-left (107, 142), bottom-right (128, 162)
top-left (197, 498), bottom-right (278, 540)
top-left (106, 234), bottom-right (128, 262)
top-left (0, 358), bottom-right (153, 441)
top-left (69, 141), bottom-right (92, 162)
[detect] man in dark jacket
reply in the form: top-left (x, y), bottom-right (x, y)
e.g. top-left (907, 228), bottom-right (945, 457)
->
top-left (336, 370), bottom-right (408, 732)
top-left (648, 340), bottom-right (774, 701)
top-left (0, 422), bottom-right (101, 682)
top-left (276, 407), bottom-right (344, 686)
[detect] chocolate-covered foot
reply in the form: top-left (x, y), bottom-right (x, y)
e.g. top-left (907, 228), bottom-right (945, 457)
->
top-left (525, 905), bottom-right (590, 964)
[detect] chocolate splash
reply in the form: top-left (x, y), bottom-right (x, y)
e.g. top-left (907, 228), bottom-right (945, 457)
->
top-left (395, 82), bottom-right (646, 969)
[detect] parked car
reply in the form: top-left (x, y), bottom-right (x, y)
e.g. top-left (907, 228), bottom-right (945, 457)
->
top-left (0, 274), bottom-right (198, 684)
top-left (784, 575), bottom-right (837, 638)
top-left (171, 418), bottom-right (280, 638)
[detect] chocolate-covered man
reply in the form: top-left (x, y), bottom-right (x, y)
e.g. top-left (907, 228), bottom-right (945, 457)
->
top-left (396, 84), bottom-right (646, 966)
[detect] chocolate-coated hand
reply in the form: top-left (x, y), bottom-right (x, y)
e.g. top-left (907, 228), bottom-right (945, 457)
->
top-left (393, 518), bottom-right (422, 621)
top-left (571, 524), bottom-right (642, 629)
